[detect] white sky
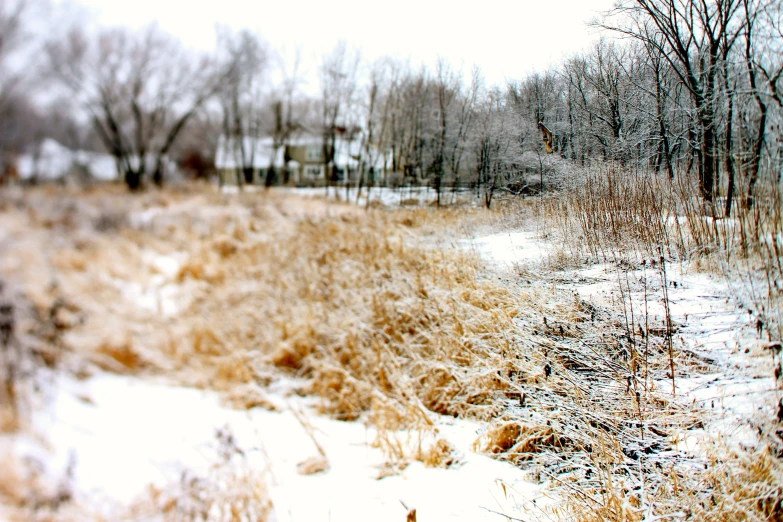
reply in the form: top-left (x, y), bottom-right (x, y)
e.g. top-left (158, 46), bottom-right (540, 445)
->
top-left (69, 0), bottom-right (616, 89)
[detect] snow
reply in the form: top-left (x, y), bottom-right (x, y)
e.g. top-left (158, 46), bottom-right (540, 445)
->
top-left (461, 230), bottom-right (551, 268)
top-left (466, 224), bottom-right (778, 454)
top-left (288, 186), bottom-right (444, 208)
top-left (14, 138), bottom-right (181, 183)
top-left (104, 250), bottom-right (189, 317)
top-left (16, 139), bottom-right (120, 182)
top-left (17, 139), bottom-right (76, 181)
top-left (5, 372), bottom-right (547, 521)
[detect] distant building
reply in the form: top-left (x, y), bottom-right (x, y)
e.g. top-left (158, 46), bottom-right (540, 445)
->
top-left (12, 138), bottom-right (177, 185)
top-left (215, 131), bottom-right (391, 187)
top-left (15, 139), bottom-right (119, 184)
top-left (214, 135), bottom-right (286, 185)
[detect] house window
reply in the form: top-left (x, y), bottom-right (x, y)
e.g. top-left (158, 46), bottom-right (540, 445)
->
top-left (306, 146), bottom-right (321, 161)
top-left (304, 165), bottom-right (324, 179)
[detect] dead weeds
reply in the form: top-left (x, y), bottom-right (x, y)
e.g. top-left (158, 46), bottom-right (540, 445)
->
top-left (3, 184), bottom-right (780, 520)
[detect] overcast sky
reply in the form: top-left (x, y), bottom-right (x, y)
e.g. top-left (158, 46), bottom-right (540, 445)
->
top-left (70, 0), bottom-right (616, 88)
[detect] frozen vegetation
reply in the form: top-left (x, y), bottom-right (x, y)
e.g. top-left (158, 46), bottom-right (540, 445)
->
top-left (1, 183), bottom-right (780, 521)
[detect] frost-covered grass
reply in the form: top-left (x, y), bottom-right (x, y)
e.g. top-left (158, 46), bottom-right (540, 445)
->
top-left (0, 183), bottom-right (780, 521)
top-left (524, 166), bottom-right (783, 521)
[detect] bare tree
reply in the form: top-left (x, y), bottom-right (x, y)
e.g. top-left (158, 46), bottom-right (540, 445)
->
top-left (0, 0), bottom-right (29, 117)
top-left (217, 29), bottom-right (268, 187)
top-left (446, 66), bottom-right (480, 203)
top-left (474, 87), bottom-right (520, 208)
top-left (267, 46), bottom-right (302, 187)
top-left (319, 42), bottom-right (360, 195)
top-left (740, 0), bottom-right (770, 208)
top-left (356, 58), bottom-right (394, 201)
top-left (387, 64), bottom-right (429, 184)
top-left (430, 58), bottom-right (458, 206)
top-left (601, 0), bottom-right (744, 203)
top-left (0, 0), bottom-right (41, 171)
top-left (47, 25), bottom-right (226, 190)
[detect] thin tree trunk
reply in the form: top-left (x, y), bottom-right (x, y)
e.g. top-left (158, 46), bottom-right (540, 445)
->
top-left (743, 0), bottom-right (767, 208)
top-left (724, 73), bottom-right (736, 217)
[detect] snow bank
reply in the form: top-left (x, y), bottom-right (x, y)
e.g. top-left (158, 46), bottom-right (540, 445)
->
top-left (7, 372), bottom-right (547, 521)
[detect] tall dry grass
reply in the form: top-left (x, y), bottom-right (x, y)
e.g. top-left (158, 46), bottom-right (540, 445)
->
top-left (542, 165), bottom-right (783, 341)
top-left (537, 165), bottom-right (783, 520)
top-left (3, 184), bottom-right (780, 520)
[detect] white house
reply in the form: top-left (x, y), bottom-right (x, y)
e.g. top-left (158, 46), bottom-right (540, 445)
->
top-left (214, 135), bottom-right (286, 184)
top-left (216, 132), bottom-right (391, 186)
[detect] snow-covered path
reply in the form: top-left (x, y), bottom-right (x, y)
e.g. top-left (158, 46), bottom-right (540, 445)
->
top-left (466, 225), bottom-right (779, 451)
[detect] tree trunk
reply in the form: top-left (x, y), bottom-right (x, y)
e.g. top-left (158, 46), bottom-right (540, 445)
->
top-left (265, 166), bottom-right (276, 188)
top-left (743, 1), bottom-right (768, 209)
top-left (699, 109), bottom-right (716, 203)
top-left (243, 166), bottom-right (254, 185)
top-left (724, 77), bottom-right (736, 218)
top-left (126, 170), bottom-right (143, 191)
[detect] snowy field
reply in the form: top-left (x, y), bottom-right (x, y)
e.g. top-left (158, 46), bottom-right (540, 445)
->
top-left (1, 186), bottom-right (779, 521)
top-left (6, 372), bottom-right (547, 521)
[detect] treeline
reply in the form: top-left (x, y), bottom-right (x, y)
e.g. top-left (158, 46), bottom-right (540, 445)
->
top-left (1, 0), bottom-right (781, 214)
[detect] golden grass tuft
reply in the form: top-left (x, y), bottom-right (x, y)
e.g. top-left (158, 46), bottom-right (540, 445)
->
top-left (222, 384), bottom-right (279, 411)
top-left (211, 234), bottom-right (241, 258)
top-left (420, 438), bottom-right (459, 468)
top-left (0, 405), bottom-right (20, 432)
top-left (296, 455), bottom-right (330, 475)
top-left (270, 337), bottom-right (315, 370)
top-left (92, 337), bottom-right (143, 372)
top-left (474, 422), bottom-right (522, 454)
top-left (473, 422), bottom-right (574, 464)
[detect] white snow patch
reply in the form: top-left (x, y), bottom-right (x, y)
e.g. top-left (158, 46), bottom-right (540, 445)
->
top-left (5, 373), bottom-right (548, 521)
top-left (285, 186), bottom-right (467, 209)
top-left (462, 230), bottom-right (550, 269)
top-left (105, 250), bottom-right (189, 317)
top-left (141, 251), bottom-right (186, 279)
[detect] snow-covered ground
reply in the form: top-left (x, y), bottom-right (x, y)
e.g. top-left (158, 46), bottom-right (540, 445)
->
top-left (3, 194), bottom-right (777, 521)
top-left (461, 230), bottom-right (551, 268)
top-left (4, 372), bottom-right (548, 521)
top-left (467, 226), bottom-right (779, 452)
top-left (282, 186), bottom-right (475, 208)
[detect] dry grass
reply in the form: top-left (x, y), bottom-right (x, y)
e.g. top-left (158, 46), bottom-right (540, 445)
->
top-left (0, 450), bottom-right (95, 522)
top-left (559, 443), bottom-right (783, 522)
top-left (128, 426), bottom-right (272, 522)
top-left (137, 470), bottom-right (270, 522)
top-left (2, 183), bottom-right (780, 520)
top-left (421, 438), bottom-right (459, 468)
top-left (92, 337), bottom-right (144, 372)
top-left (533, 165), bottom-right (783, 520)
top-left (117, 197), bottom-right (524, 423)
top-left (473, 422), bottom-right (574, 463)
top-left (542, 165), bottom-right (783, 340)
